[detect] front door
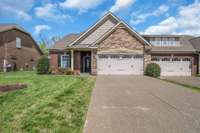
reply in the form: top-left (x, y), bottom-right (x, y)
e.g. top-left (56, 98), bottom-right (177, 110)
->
top-left (83, 56), bottom-right (91, 73)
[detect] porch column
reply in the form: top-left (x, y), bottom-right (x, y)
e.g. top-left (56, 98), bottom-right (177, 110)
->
top-left (71, 50), bottom-right (74, 70)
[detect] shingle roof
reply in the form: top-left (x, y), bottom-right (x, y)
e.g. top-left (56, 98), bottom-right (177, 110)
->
top-left (0, 24), bottom-right (27, 33)
top-left (50, 33), bottom-right (80, 49)
top-left (146, 35), bottom-right (197, 53)
top-left (189, 37), bottom-right (200, 51)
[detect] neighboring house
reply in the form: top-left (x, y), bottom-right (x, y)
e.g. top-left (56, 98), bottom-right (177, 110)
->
top-left (49, 12), bottom-right (200, 76)
top-left (0, 24), bottom-right (43, 71)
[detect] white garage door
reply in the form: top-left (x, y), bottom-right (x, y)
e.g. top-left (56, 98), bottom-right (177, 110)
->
top-left (152, 57), bottom-right (192, 76)
top-left (97, 54), bottom-right (143, 75)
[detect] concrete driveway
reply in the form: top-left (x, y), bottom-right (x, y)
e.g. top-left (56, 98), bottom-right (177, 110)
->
top-left (162, 76), bottom-right (200, 88)
top-left (83, 76), bottom-right (200, 133)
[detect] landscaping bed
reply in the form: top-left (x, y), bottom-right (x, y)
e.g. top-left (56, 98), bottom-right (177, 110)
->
top-left (0, 84), bottom-right (27, 92)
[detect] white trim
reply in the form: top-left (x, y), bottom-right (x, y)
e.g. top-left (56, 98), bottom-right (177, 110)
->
top-left (61, 54), bottom-right (70, 68)
top-left (16, 37), bottom-right (21, 48)
top-left (69, 12), bottom-right (120, 46)
top-left (71, 50), bottom-right (74, 70)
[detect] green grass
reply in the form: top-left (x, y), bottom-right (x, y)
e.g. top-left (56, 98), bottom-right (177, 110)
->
top-left (161, 79), bottom-right (200, 92)
top-left (0, 71), bottom-right (95, 133)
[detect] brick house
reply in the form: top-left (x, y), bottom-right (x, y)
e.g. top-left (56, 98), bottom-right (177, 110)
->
top-left (0, 24), bottom-right (43, 71)
top-left (49, 12), bottom-right (200, 76)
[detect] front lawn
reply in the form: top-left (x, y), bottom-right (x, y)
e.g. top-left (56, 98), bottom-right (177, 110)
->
top-left (0, 71), bottom-right (95, 133)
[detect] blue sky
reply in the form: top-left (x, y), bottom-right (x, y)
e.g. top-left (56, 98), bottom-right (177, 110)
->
top-left (0, 0), bottom-right (200, 43)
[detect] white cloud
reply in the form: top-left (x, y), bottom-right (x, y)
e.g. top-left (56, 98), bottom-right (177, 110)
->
top-left (144, 17), bottom-right (178, 34)
top-left (153, 5), bottom-right (169, 16)
top-left (60, 0), bottom-right (104, 14)
top-left (35, 25), bottom-right (51, 35)
top-left (0, 0), bottom-right (34, 20)
top-left (110, 0), bottom-right (135, 13)
top-left (130, 4), bottom-right (169, 25)
top-left (35, 3), bottom-right (71, 22)
top-left (144, 1), bottom-right (200, 35)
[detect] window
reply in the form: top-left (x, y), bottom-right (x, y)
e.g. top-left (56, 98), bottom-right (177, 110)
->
top-left (155, 38), bottom-right (162, 46)
top-left (61, 55), bottom-right (70, 68)
top-left (150, 38), bottom-right (155, 44)
top-left (133, 55), bottom-right (143, 58)
top-left (162, 38), bottom-right (168, 46)
top-left (169, 38), bottom-right (176, 46)
top-left (99, 55), bottom-right (108, 59)
top-left (110, 55), bottom-right (120, 59)
top-left (16, 37), bottom-right (21, 48)
top-left (150, 37), bottom-right (180, 46)
top-left (122, 55), bottom-right (132, 59)
top-left (172, 58), bottom-right (181, 61)
top-left (162, 57), bottom-right (170, 61)
top-left (151, 57), bottom-right (160, 61)
top-left (182, 58), bottom-right (190, 61)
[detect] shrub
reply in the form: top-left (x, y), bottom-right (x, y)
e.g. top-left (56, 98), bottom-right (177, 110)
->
top-left (36, 56), bottom-right (49, 74)
top-left (145, 63), bottom-right (161, 78)
top-left (50, 67), bottom-right (76, 75)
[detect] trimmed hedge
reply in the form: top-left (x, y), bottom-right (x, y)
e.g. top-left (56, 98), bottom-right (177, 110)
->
top-left (36, 56), bottom-right (49, 74)
top-left (145, 63), bottom-right (161, 78)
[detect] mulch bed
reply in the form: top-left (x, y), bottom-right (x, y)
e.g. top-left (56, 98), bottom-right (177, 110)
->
top-left (0, 84), bottom-right (27, 92)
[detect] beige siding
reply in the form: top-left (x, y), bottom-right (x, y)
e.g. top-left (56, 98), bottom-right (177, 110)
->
top-left (79, 19), bottom-right (117, 45)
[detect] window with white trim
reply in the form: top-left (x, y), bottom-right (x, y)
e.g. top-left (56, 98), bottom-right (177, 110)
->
top-left (16, 37), bottom-right (21, 48)
top-left (61, 54), bottom-right (70, 68)
top-left (149, 37), bottom-right (180, 46)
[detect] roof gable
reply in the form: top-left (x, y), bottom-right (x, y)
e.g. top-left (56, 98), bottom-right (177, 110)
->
top-left (70, 12), bottom-right (120, 47)
top-left (91, 22), bottom-right (151, 47)
top-left (70, 12), bottom-right (151, 48)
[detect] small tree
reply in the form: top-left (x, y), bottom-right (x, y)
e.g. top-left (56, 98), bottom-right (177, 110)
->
top-left (145, 63), bottom-right (161, 78)
top-left (36, 56), bottom-right (49, 74)
top-left (39, 41), bottom-right (49, 56)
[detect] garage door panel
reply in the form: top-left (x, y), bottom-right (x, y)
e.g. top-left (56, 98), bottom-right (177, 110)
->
top-left (152, 57), bottom-right (191, 76)
top-left (97, 54), bottom-right (144, 75)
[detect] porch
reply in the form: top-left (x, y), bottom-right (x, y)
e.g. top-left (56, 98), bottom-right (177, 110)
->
top-left (50, 50), bottom-right (96, 74)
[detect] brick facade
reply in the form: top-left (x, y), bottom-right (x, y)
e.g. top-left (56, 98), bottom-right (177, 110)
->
top-left (50, 54), bottom-right (58, 68)
top-left (98, 26), bottom-right (144, 52)
top-left (0, 30), bottom-right (42, 71)
top-left (74, 51), bottom-right (81, 71)
top-left (91, 50), bottom-right (97, 75)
